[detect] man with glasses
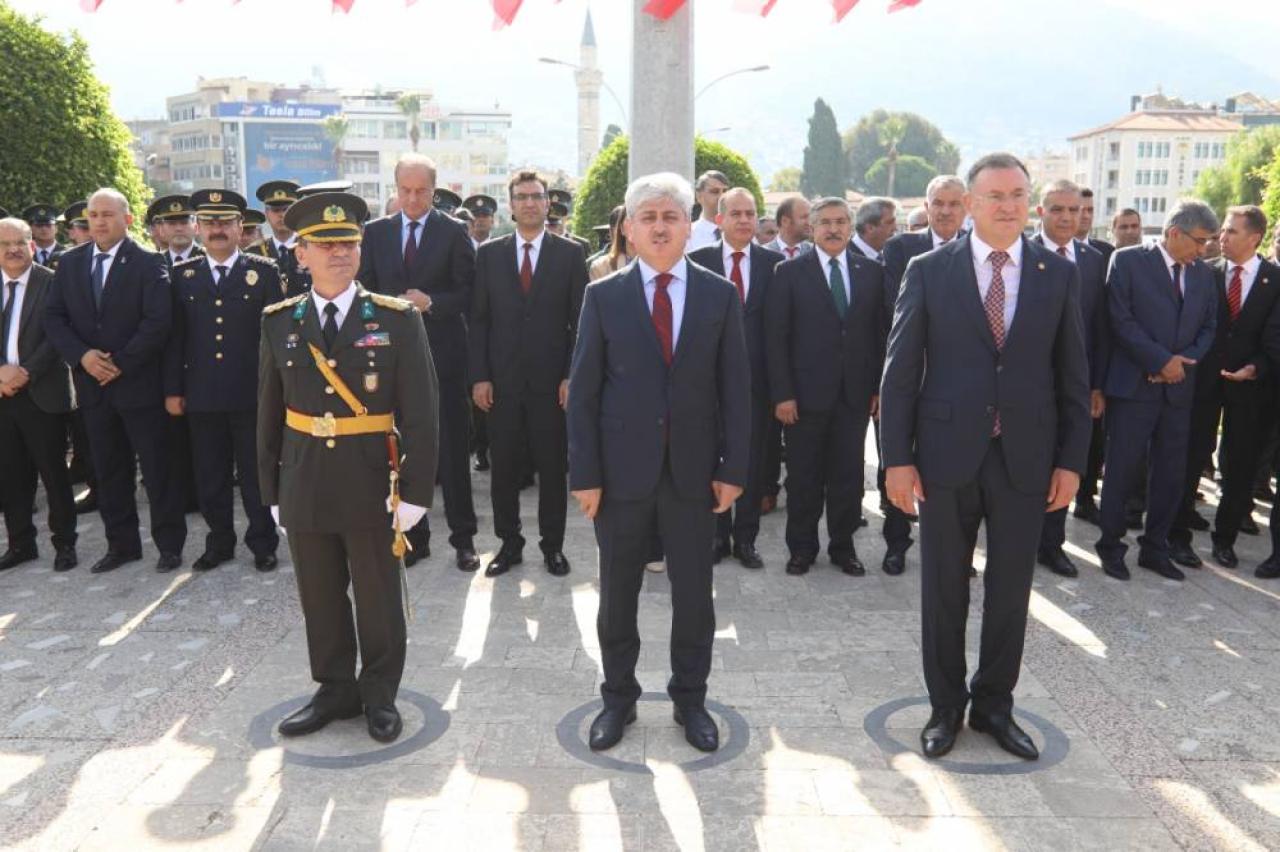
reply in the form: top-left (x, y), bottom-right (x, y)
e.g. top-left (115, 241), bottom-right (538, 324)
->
top-left (688, 170), bottom-right (729, 251)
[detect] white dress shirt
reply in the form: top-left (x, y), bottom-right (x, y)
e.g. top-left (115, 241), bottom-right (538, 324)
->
top-left (92, 239), bottom-right (124, 290)
top-left (1226, 254), bottom-right (1261, 305)
top-left (514, 229), bottom-right (546, 276)
top-left (722, 241), bottom-right (752, 301)
top-left (1039, 233), bottom-right (1077, 264)
top-left (814, 246), bottom-right (851, 306)
top-left (851, 233), bottom-right (881, 262)
top-left (169, 248), bottom-right (191, 265)
top-left (401, 212), bottom-right (428, 255)
top-left (1157, 243), bottom-right (1185, 296)
top-left (689, 218), bottom-right (720, 252)
top-left (312, 281), bottom-right (357, 327)
top-left (772, 238), bottom-right (809, 259)
top-left (969, 232), bottom-right (1021, 331)
top-left (273, 237), bottom-right (295, 257)
top-left (931, 230), bottom-right (956, 250)
top-left (33, 243), bottom-right (57, 265)
top-left (638, 257), bottom-right (688, 347)
top-left (2, 265), bottom-right (31, 366)
top-left (206, 250), bottom-right (241, 283)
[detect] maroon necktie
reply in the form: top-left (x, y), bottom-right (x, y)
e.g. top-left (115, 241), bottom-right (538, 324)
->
top-left (785, 246), bottom-right (797, 259)
top-left (1227, 265), bottom-right (1243, 322)
top-left (1056, 245), bottom-right (1068, 258)
top-left (652, 272), bottom-right (673, 366)
top-left (520, 243), bottom-right (533, 295)
top-left (729, 251), bottom-right (746, 303)
top-left (985, 251), bottom-right (1009, 436)
top-left (403, 220), bottom-right (419, 270)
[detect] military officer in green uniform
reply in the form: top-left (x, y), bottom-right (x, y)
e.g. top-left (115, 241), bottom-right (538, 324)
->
top-left (257, 191), bottom-right (439, 743)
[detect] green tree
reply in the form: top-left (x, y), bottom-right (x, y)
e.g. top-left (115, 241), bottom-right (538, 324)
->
top-left (601, 123), bottom-right (623, 150)
top-left (572, 135), bottom-right (765, 238)
top-left (843, 109), bottom-right (960, 191)
top-left (801, 98), bottom-right (846, 199)
top-left (864, 155), bottom-right (937, 198)
top-left (322, 116), bottom-right (349, 174)
top-left (1260, 148), bottom-right (1280, 249)
top-left (768, 167), bottom-right (803, 192)
top-left (396, 93), bottom-right (421, 152)
top-left (1193, 125), bottom-right (1280, 218)
top-left (0, 3), bottom-right (148, 226)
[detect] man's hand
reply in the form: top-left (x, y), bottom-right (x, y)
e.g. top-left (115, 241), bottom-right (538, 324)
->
top-left (404, 289), bottom-right (432, 313)
top-left (1089, 390), bottom-right (1105, 419)
top-left (1046, 468), bottom-right (1081, 512)
top-left (472, 381), bottom-right (494, 411)
top-left (774, 399), bottom-right (799, 425)
top-left (711, 481), bottom-right (743, 514)
top-left (1221, 364), bottom-right (1258, 382)
top-left (559, 379), bottom-right (569, 410)
top-left (80, 350), bottom-right (120, 384)
top-left (572, 488), bottom-right (602, 521)
top-left (869, 394), bottom-right (880, 420)
top-left (1159, 354), bottom-right (1195, 384)
top-left (886, 465), bottom-right (925, 515)
top-left (164, 396), bottom-right (186, 416)
top-left (0, 364), bottom-right (25, 390)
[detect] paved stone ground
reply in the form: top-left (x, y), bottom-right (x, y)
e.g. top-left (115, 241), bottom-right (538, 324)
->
top-left (2, 457), bottom-right (1279, 851)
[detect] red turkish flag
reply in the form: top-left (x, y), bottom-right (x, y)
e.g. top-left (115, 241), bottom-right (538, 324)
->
top-left (79, 0), bottom-right (104, 10)
top-left (642, 0), bottom-right (687, 21)
top-left (732, 0), bottom-right (779, 14)
top-left (492, 0), bottom-right (523, 27)
top-left (832, 0), bottom-right (861, 20)
top-left (888, 0), bottom-right (923, 11)
top-left (332, 0), bottom-right (355, 12)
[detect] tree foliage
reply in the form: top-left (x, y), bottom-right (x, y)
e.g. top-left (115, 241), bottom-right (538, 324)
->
top-left (768, 167), bottom-right (802, 192)
top-left (801, 99), bottom-right (846, 199)
top-left (572, 135), bottom-right (765, 237)
top-left (842, 109), bottom-right (960, 191)
top-left (601, 123), bottom-right (623, 150)
top-left (1193, 125), bottom-right (1280, 218)
top-left (1260, 148), bottom-right (1280, 249)
top-left (0, 2), bottom-right (148, 226)
top-left (864, 154), bottom-right (937, 198)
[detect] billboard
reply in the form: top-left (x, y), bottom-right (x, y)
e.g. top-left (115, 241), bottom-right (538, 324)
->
top-left (244, 122), bottom-right (337, 190)
top-left (217, 102), bottom-right (341, 119)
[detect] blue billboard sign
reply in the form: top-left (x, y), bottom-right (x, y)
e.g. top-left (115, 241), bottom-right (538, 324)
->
top-left (244, 122), bottom-right (337, 190)
top-left (216, 101), bottom-right (341, 119)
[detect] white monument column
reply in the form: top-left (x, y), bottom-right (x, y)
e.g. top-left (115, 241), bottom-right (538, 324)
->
top-left (629, 0), bottom-right (694, 181)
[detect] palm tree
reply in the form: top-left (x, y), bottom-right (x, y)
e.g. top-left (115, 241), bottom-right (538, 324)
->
top-left (878, 115), bottom-right (908, 198)
top-left (322, 116), bottom-right (349, 176)
top-left (397, 94), bottom-right (421, 152)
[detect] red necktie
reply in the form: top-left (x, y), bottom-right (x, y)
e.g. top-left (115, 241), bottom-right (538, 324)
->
top-left (985, 251), bottom-right (1009, 436)
top-left (729, 251), bottom-right (745, 303)
top-left (520, 243), bottom-right (533, 294)
top-left (1227, 265), bottom-right (1243, 322)
top-left (785, 246), bottom-right (797, 259)
top-left (403, 220), bottom-right (419, 269)
top-left (1056, 245), bottom-right (1068, 258)
top-left (652, 272), bottom-right (673, 366)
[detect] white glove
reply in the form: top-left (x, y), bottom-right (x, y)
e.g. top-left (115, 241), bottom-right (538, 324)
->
top-left (270, 505), bottom-right (285, 533)
top-left (385, 497), bottom-right (428, 531)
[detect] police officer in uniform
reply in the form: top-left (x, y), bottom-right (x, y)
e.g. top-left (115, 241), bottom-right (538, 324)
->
top-left (240, 208), bottom-right (267, 253)
top-left (547, 189), bottom-right (593, 257)
top-left (165, 189), bottom-right (281, 572)
top-left (63, 201), bottom-right (92, 247)
top-left (258, 191), bottom-right (439, 743)
top-left (254, 180), bottom-right (311, 296)
top-left (151, 196), bottom-right (203, 269)
top-left (23, 205), bottom-right (65, 268)
top-left (461, 194), bottom-right (497, 248)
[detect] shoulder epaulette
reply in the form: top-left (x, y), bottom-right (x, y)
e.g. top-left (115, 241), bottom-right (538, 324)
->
top-left (173, 255), bottom-right (203, 269)
top-left (243, 252), bottom-right (278, 267)
top-left (367, 292), bottom-right (415, 312)
top-left (263, 293), bottom-right (307, 315)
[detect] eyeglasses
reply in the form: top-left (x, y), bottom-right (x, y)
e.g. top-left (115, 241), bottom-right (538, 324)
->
top-left (974, 191), bottom-right (1030, 205)
top-left (1180, 231), bottom-right (1213, 247)
top-left (512, 192), bottom-right (547, 203)
top-left (0, 240), bottom-right (29, 250)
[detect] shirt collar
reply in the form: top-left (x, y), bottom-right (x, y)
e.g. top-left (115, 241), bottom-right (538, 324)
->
top-left (723, 240), bottom-right (751, 264)
top-left (206, 250), bottom-right (240, 276)
top-left (402, 211), bottom-right (429, 230)
top-left (1230, 254), bottom-right (1261, 277)
top-left (931, 229), bottom-right (956, 248)
top-left (1157, 242), bottom-right (1179, 270)
top-left (970, 232), bottom-right (1022, 268)
top-left (851, 233), bottom-right (880, 259)
top-left (1039, 232), bottom-right (1075, 259)
top-left (3, 264), bottom-right (32, 285)
top-left (815, 244), bottom-right (847, 270)
top-left (95, 239), bottom-right (124, 259)
top-left (312, 281), bottom-right (358, 316)
top-left (638, 256), bottom-right (688, 285)
top-left (515, 229), bottom-right (545, 253)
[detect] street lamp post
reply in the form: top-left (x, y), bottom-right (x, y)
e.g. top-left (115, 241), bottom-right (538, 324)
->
top-left (538, 57), bottom-right (630, 131)
top-left (694, 65), bottom-right (770, 101)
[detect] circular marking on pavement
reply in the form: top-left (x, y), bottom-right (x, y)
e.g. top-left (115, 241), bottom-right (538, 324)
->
top-left (556, 692), bottom-right (749, 774)
top-left (248, 689), bottom-right (449, 768)
top-left (862, 696), bottom-right (1069, 775)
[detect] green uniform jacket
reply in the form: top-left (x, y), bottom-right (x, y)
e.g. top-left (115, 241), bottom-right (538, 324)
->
top-left (257, 283), bottom-right (440, 532)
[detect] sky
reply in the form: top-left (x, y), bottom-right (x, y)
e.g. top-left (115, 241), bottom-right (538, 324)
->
top-left (12, 0), bottom-right (1280, 182)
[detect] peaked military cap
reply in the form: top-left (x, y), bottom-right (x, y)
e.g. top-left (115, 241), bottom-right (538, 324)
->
top-left (284, 191), bottom-right (367, 243)
top-left (548, 201), bottom-right (570, 222)
top-left (297, 180), bottom-right (354, 199)
top-left (432, 188), bottom-right (462, 213)
top-left (148, 195), bottom-right (195, 222)
top-left (22, 204), bottom-right (59, 225)
top-left (191, 188), bottom-right (247, 220)
top-left (548, 189), bottom-right (574, 211)
top-left (461, 194), bottom-right (497, 217)
top-left (63, 201), bottom-right (88, 227)
top-left (242, 208), bottom-right (267, 227)
top-left (256, 180), bottom-right (300, 207)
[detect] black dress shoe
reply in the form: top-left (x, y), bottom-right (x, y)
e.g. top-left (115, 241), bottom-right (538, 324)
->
top-left (1072, 500), bottom-right (1101, 525)
top-left (255, 553), bottom-right (278, 572)
top-left (588, 704), bottom-right (637, 751)
top-left (366, 704), bottom-right (403, 743)
top-left (1256, 557), bottom-right (1280, 579)
top-left (0, 548), bottom-right (38, 571)
top-left (90, 550), bottom-right (141, 574)
top-left (1137, 553), bottom-right (1184, 581)
top-left (545, 551), bottom-right (570, 576)
top-left (712, 539), bottom-right (731, 564)
top-left (733, 543), bottom-right (764, 570)
top-left (882, 549), bottom-right (906, 576)
top-left (277, 701), bottom-right (362, 737)
top-left (785, 556), bottom-right (812, 576)
top-left (1037, 548), bottom-right (1078, 577)
top-left (192, 551), bottom-right (233, 572)
top-left (1211, 543), bottom-right (1239, 569)
top-left (832, 553), bottom-right (865, 576)
top-left (1099, 553), bottom-right (1130, 580)
top-left (456, 547), bottom-right (481, 572)
top-left (1186, 510), bottom-right (1210, 532)
top-left (673, 705), bottom-right (719, 752)
top-left (74, 492), bottom-right (98, 515)
top-left (920, 707), bottom-right (963, 758)
top-left (485, 547), bottom-right (523, 577)
top-left (473, 453), bottom-right (490, 472)
top-left (155, 552), bottom-right (183, 573)
top-left (1240, 515), bottom-right (1260, 536)
top-left (969, 711), bottom-right (1039, 760)
top-left (404, 542), bottom-right (430, 567)
top-left (1168, 542), bottom-right (1202, 569)
top-left (52, 547), bottom-right (77, 572)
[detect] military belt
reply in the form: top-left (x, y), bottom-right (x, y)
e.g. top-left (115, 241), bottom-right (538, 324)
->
top-left (286, 408), bottom-right (394, 438)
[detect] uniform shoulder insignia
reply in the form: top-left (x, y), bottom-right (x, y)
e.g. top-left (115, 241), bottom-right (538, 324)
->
top-left (173, 255), bottom-right (202, 268)
top-left (263, 293), bottom-right (307, 315)
top-left (364, 291), bottom-right (415, 312)
top-left (244, 252), bottom-right (278, 267)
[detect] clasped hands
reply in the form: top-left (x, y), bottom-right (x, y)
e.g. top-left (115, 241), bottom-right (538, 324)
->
top-left (80, 349), bottom-right (121, 385)
top-left (0, 364), bottom-right (29, 397)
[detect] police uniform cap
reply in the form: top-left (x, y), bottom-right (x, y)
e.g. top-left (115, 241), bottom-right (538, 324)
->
top-left (22, 204), bottom-right (59, 225)
top-left (296, 180), bottom-right (354, 198)
top-left (548, 189), bottom-right (574, 210)
top-left (432, 188), bottom-right (462, 213)
top-left (63, 201), bottom-right (88, 227)
top-left (149, 195), bottom-right (195, 223)
top-left (461, 194), bottom-right (497, 217)
top-left (242, 208), bottom-right (267, 227)
top-left (191, 188), bottom-right (247, 220)
top-left (548, 201), bottom-right (570, 221)
top-left (256, 180), bottom-right (300, 207)
top-left (284, 191), bottom-right (367, 243)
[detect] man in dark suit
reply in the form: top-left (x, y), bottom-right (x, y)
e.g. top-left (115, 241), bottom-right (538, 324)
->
top-left (1078, 188), bottom-right (1115, 268)
top-left (1031, 180), bottom-right (1110, 577)
top-left (766, 197), bottom-right (887, 577)
top-left (849, 197), bottom-right (897, 262)
top-left (0, 217), bottom-right (76, 572)
top-left (44, 188), bottom-right (187, 574)
top-left (1169, 206), bottom-right (1280, 569)
top-left (164, 189), bottom-right (281, 573)
top-left (471, 170), bottom-right (587, 578)
top-left (882, 153), bottom-right (1091, 761)
top-left (1096, 200), bottom-right (1220, 581)
top-left (358, 153), bottom-right (480, 572)
top-left (689, 188), bottom-right (784, 569)
top-left (568, 172), bottom-right (750, 754)
top-left (23, 205), bottom-right (65, 269)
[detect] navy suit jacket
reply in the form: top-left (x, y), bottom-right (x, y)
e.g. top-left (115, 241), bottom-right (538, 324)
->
top-left (880, 235), bottom-right (1091, 495)
top-left (1032, 235), bottom-right (1110, 390)
top-left (1103, 244), bottom-right (1217, 407)
top-left (765, 246), bottom-right (888, 412)
top-left (567, 260), bottom-right (751, 502)
top-left (882, 230), bottom-right (963, 311)
top-left (1195, 256), bottom-right (1280, 403)
top-left (687, 240), bottom-right (783, 402)
top-left (43, 238), bottom-right (173, 410)
top-left (8, 264), bottom-right (72, 414)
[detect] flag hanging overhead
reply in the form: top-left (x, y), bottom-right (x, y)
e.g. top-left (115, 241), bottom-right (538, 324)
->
top-left (732, 0), bottom-right (780, 14)
top-left (832, 0), bottom-right (862, 22)
top-left (78, 0), bottom-right (104, 10)
top-left (888, 0), bottom-right (924, 11)
top-left (332, 0), bottom-right (355, 12)
top-left (492, 0), bottom-right (523, 27)
top-left (642, 0), bottom-right (687, 21)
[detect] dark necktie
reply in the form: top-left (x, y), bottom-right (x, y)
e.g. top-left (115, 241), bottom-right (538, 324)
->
top-left (520, 243), bottom-right (533, 294)
top-left (652, 273), bottom-right (674, 366)
top-left (38, 249), bottom-right (49, 265)
top-left (92, 252), bottom-right (109, 309)
top-left (172, 252), bottom-right (183, 265)
top-left (323, 302), bottom-right (339, 351)
top-left (1227, 265), bottom-right (1243, 322)
top-left (1056, 245), bottom-right (1068, 258)
top-left (729, 251), bottom-right (746, 303)
top-left (1171, 263), bottom-right (1183, 305)
top-left (828, 257), bottom-right (848, 319)
top-left (404, 220), bottom-right (419, 269)
top-left (986, 251), bottom-right (1009, 436)
top-left (215, 265), bottom-right (227, 288)
top-left (0, 280), bottom-right (16, 365)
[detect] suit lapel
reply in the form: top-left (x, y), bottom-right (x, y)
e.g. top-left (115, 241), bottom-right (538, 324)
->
top-left (98, 239), bottom-right (133, 314)
top-left (17, 268), bottom-right (45, 340)
top-left (1145, 246), bottom-right (1180, 308)
top-left (506, 234), bottom-right (529, 301)
top-left (1237, 257), bottom-right (1275, 321)
top-left (951, 237), bottom-right (998, 353)
top-left (745, 244), bottom-right (768, 314)
top-left (408, 211), bottom-right (437, 276)
top-left (672, 266), bottom-right (702, 368)
top-left (807, 250), bottom-right (841, 318)
top-left (626, 263), bottom-right (666, 366)
top-left (529, 235), bottom-right (554, 306)
top-left (1004, 237), bottom-right (1045, 352)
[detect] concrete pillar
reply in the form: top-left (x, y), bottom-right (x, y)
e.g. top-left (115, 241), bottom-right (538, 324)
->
top-left (629, 0), bottom-right (694, 182)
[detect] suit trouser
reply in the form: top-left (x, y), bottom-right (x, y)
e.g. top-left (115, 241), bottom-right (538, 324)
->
top-left (168, 415), bottom-right (199, 510)
top-left (875, 420), bottom-right (914, 554)
top-left (407, 377), bottom-right (476, 551)
top-left (716, 396), bottom-right (769, 548)
top-left (1076, 417), bottom-right (1105, 504)
top-left (762, 418), bottom-right (783, 498)
top-left (1170, 391), bottom-right (1222, 547)
top-left (187, 410), bottom-right (278, 558)
top-left (595, 463), bottom-right (716, 711)
top-left (0, 393), bottom-right (76, 552)
top-left (471, 402), bottom-right (489, 457)
top-left (1211, 390), bottom-right (1270, 547)
top-left (287, 525), bottom-right (405, 709)
top-left (919, 438), bottom-right (1043, 716)
top-left (69, 410), bottom-right (97, 490)
top-left (83, 400), bottom-right (186, 555)
top-left (783, 397), bottom-right (869, 560)
top-left (488, 390), bottom-right (567, 553)
top-left (1097, 397), bottom-right (1190, 559)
